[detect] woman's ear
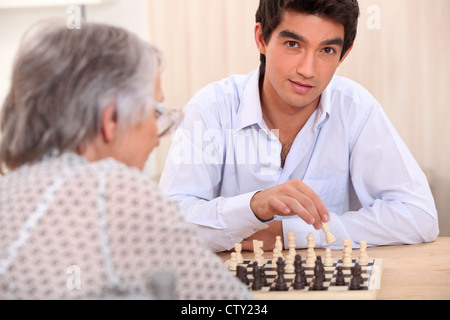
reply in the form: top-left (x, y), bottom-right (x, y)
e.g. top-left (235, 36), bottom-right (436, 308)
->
top-left (100, 103), bottom-right (118, 143)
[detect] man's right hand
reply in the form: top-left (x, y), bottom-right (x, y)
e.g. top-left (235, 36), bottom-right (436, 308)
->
top-left (250, 179), bottom-right (329, 230)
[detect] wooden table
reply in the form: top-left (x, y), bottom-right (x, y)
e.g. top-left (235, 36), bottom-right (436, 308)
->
top-left (218, 237), bottom-right (450, 300)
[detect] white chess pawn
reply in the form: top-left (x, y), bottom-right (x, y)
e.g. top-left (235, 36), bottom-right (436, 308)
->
top-left (307, 233), bottom-right (315, 249)
top-left (234, 243), bottom-right (244, 264)
top-left (342, 245), bottom-right (353, 267)
top-left (322, 223), bottom-right (336, 244)
top-left (274, 236), bottom-right (283, 252)
top-left (305, 233), bottom-right (316, 267)
top-left (229, 252), bottom-right (238, 271)
top-left (285, 254), bottom-right (295, 274)
top-left (324, 248), bottom-right (333, 267)
top-left (272, 236), bottom-right (284, 264)
top-left (305, 248), bottom-right (316, 268)
top-left (288, 231), bottom-right (297, 258)
top-left (272, 247), bottom-right (283, 265)
top-left (359, 241), bottom-right (369, 266)
top-left (253, 240), bottom-right (265, 267)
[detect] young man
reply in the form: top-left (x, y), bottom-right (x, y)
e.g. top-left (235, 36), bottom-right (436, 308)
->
top-left (159, 0), bottom-right (439, 252)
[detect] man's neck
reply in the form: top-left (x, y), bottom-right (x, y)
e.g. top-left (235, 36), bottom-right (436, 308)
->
top-left (259, 71), bottom-right (321, 168)
top-left (259, 76), bottom-right (320, 139)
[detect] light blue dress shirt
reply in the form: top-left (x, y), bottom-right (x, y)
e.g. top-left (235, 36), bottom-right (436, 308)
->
top-left (159, 67), bottom-right (439, 252)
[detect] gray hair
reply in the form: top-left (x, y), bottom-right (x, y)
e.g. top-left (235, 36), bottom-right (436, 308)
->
top-left (0, 20), bottom-right (163, 172)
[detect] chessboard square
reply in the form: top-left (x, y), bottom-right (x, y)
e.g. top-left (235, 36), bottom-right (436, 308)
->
top-left (334, 269), bottom-right (352, 276)
top-left (329, 285), bottom-right (349, 292)
top-left (361, 267), bottom-right (372, 273)
top-left (341, 266), bottom-right (355, 271)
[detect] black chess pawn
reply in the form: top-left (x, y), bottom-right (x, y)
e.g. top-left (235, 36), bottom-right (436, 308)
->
top-left (335, 266), bottom-right (346, 286)
top-left (354, 263), bottom-right (364, 285)
top-left (293, 255), bottom-right (306, 290)
top-left (349, 266), bottom-right (362, 290)
top-left (312, 275), bottom-right (324, 290)
top-left (274, 257), bottom-right (288, 291)
top-left (252, 262), bottom-right (262, 291)
top-left (312, 268), bottom-right (325, 291)
top-left (236, 265), bottom-right (249, 285)
top-left (260, 266), bottom-right (268, 287)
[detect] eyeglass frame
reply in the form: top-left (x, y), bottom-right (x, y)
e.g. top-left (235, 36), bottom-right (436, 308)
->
top-left (153, 101), bottom-right (182, 138)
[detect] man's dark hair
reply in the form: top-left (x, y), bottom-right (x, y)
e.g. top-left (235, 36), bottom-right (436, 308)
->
top-left (256, 0), bottom-right (360, 69)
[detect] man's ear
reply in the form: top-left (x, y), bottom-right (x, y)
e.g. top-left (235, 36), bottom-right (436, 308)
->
top-left (339, 44), bottom-right (354, 64)
top-left (101, 103), bottom-right (118, 143)
top-left (255, 22), bottom-right (267, 55)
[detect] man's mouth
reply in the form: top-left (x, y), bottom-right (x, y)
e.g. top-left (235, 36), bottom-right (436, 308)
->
top-left (289, 80), bottom-right (314, 94)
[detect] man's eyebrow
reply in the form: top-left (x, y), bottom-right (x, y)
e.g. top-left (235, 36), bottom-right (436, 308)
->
top-left (321, 38), bottom-right (344, 47)
top-left (278, 30), bottom-right (307, 43)
top-left (278, 30), bottom-right (344, 48)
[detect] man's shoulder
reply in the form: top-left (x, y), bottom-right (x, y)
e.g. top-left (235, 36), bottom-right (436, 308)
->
top-left (188, 71), bottom-right (256, 108)
top-left (182, 70), bottom-right (258, 126)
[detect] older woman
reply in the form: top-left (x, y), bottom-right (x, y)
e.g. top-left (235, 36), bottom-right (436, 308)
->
top-left (0, 20), bottom-right (251, 300)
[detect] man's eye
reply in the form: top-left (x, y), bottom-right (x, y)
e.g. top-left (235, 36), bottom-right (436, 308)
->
top-left (322, 47), bottom-right (336, 55)
top-left (287, 41), bottom-right (299, 48)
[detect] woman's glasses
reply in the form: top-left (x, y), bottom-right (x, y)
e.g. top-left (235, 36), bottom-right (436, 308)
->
top-left (153, 102), bottom-right (182, 138)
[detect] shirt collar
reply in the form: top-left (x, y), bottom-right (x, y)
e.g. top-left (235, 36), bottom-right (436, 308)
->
top-left (316, 80), bottom-right (332, 129)
top-left (236, 66), bottom-right (333, 131)
top-left (235, 67), bottom-right (265, 131)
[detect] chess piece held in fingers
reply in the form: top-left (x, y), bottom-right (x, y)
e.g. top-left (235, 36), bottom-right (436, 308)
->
top-left (322, 222), bottom-right (336, 244)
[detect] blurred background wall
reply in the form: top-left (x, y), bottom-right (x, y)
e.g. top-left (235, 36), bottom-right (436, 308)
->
top-left (0, 0), bottom-right (449, 236)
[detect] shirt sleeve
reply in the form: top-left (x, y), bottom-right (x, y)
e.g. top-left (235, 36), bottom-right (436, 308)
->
top-left (281, 104), bottom-right (439, 249)
top-left (159, 104), bottom-right (268, 252)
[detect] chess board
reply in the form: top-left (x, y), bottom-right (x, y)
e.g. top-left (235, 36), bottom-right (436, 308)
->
top-left (227, 257), bottom-right (383, 300)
